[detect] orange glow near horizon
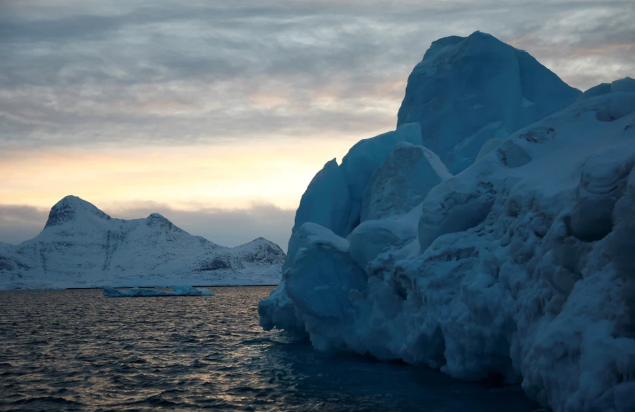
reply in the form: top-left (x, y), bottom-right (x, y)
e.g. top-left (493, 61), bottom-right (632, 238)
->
top-left (0, 137), bottom-right (365, 212)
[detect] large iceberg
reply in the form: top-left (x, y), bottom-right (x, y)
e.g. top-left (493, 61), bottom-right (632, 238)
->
top-left (260, 31), bottom-right (635, 412)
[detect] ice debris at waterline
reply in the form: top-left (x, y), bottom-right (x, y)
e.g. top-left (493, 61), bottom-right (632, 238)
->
top-left (259, 31), bottom-right (635, 412)
top-left (103, 286), bottom-right (213, 297)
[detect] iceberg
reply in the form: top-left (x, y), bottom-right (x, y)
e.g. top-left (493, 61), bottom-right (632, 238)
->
top-left (103, 286), bottom-right (214, 297)
top-left (260, 30), bottom-right (635, 412)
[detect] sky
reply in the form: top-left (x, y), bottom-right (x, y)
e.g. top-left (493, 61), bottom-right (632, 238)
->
top-left (1, 0), bottom-right (634, 249)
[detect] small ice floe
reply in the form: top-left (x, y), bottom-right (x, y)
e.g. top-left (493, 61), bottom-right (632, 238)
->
top-left (103, 286), bottom-right (214, 298)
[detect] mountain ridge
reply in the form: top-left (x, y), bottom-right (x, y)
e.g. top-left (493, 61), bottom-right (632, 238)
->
top-left (0, 195), bottom-right (285, 289)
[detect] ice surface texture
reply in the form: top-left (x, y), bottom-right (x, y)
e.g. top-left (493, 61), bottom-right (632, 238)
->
top-left (259, 31), bottom-right (635, 412)
top-left (397, 31), bottom-right (580, 174)
top-left (103, 286), bottom-right (213, 297)
top-left (291, 123), bottom-right (422, 241)
top-left (0, 196), bottom-right (286, 289)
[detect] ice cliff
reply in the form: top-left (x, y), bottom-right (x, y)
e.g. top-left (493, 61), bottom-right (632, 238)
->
top-left (259, 31), bottom-right (635, 412)
top-left (0, 196), bottom-right (286, 289)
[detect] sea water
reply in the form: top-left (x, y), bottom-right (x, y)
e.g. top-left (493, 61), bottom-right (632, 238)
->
top-left (0, 287), bottom-right (540, 411)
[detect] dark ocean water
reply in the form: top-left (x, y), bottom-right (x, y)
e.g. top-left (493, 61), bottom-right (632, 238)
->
top-left (0, 287), bottom-right (541, 411)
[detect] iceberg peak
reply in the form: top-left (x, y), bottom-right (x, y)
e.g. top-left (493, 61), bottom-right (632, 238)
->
top-left (399, 31), bottom-right (581, 174)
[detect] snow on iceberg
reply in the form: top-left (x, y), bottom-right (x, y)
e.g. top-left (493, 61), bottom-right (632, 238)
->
top-left (103, 286), bottom-right (214, 297)
top-left (578, 77), bottom-right (635, 102)
top-left (260, 30), bottom-right (635, 412)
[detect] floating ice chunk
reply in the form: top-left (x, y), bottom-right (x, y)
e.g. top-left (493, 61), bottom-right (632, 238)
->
top-left (103, 286), bottom-right (213, 297)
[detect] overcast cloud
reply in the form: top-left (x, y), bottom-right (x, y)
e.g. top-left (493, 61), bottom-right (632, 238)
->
top-left (0, 0), bottom-right (633, 246)
top-left (1, 0), bottom-right (633, 149)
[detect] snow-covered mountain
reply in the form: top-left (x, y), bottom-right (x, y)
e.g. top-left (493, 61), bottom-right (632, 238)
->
top-left (259, 31), bottom-right (635, 412)
top-left (0, 196), bottom-right (285, 289)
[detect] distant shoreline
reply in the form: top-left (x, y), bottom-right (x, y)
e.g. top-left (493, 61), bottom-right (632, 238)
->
top-left (0, 285), bottom-right (279, 291)
top-left (65, 285), bottom-right (278, 290)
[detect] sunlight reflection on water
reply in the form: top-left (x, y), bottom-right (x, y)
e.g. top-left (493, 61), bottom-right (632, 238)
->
top-left (0, 288), bottom-right (540, 411)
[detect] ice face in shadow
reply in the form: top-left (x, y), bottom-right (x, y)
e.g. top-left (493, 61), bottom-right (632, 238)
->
top-left (292, 159), bottom-right (351, 239)
top-left (260, 30), bottom-right (635, 412)
top-left (289, 123), bottom-right (422, 244)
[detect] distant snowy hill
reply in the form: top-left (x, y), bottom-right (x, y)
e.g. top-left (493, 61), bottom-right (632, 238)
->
top-left (259, 31), bottom-right (635, 412)
top-left (0, 196), bottom-right (285, 289)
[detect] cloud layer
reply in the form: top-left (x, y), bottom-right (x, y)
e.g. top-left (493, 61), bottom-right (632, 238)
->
top-left (1, 0), bottom-right (633, 150)
top-left (0, 202), bottom-right (295, 251)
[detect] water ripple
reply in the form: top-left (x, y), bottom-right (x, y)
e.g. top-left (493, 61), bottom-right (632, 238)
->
top-left (0, 288), bottom-right (540, 411)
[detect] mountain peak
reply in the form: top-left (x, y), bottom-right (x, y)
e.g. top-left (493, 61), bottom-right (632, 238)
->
top-left (45, 195), bottom-right (111, 228)
top-left (145, 212), bottom-right (184, 233)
